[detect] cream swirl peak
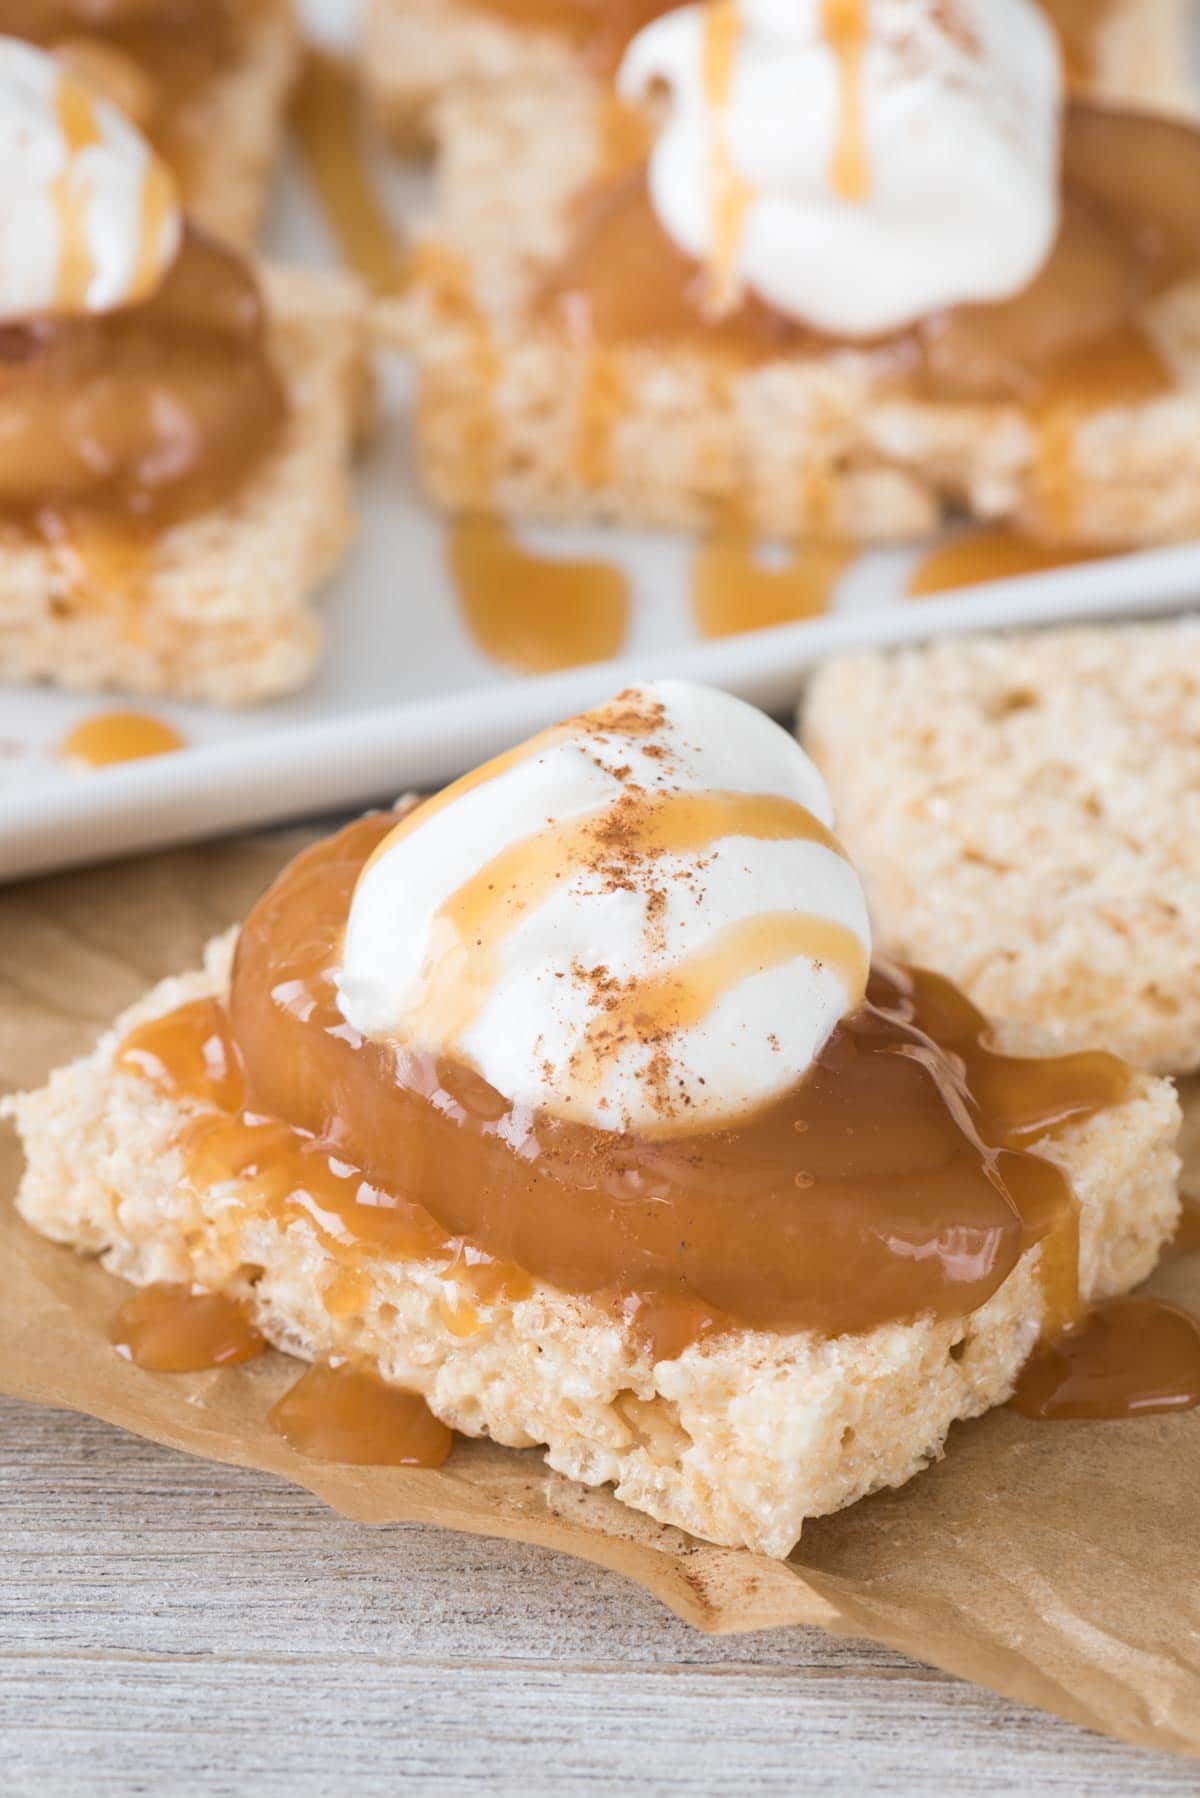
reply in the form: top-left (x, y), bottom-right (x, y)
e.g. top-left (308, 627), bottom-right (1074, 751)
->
top-left (0, 36), bottom-right (180, 322)
top-left (618, 0), bottom-right (1063, 335)
top-left (337, 682), bottom-right (872, 1135)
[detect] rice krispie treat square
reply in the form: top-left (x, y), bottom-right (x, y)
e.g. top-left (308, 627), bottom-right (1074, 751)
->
top-left (803, 620), bottom-right (1200, 1073)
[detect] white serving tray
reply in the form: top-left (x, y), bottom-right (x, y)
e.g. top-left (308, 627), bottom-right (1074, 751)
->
top-left (3, 0), bottom-right (1199, 881)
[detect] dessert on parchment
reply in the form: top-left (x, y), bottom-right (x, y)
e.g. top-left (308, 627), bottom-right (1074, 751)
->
top-left (804, 619), bottom-right (1200, 1076)
top-left (361, 0), bottom-right (1198, 147)
top-left (393, 0), bottom-right (1200, 547)
top-left (7, 682), bottom-right (1181, 1557)
top-left (0, 40), bottom-right (364, 707)
top-left (10, 0), bottom-right (299, 249)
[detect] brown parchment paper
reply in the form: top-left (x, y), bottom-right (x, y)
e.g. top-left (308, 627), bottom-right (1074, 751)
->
top-left (2, 829), bottom-right (1199, 1757)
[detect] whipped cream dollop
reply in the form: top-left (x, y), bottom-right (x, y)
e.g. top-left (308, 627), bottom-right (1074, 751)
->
top-left (618, 0), bottom-right (1063, 336)
top-left (337, 682), bottom-right (872, 1135)
top-left (0, 36), bottom-right (180, 322)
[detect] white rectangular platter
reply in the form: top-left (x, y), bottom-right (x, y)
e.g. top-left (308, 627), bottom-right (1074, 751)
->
top-left (2, 0), bottom-right (1199, 881)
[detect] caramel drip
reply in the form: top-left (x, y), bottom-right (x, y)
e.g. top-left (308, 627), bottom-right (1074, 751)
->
top-left (130, 152), bottom-right (176, 302)
top-left (701, 0), bottom-right (752, 317)
top-left (694, 533), bottom-right (852, 637)
top-left (379, 788), bottom-right (852, 1056)
top-left (37, 511), bottom-right (154, 636)
top-left (448, 516), bottom-right (628, 673)
top-left (112, 1281), bottom-right (265, 1372)
top-left (61, 709), bottom-right (185, 768)
top-left (1011, 1297), bottom-right (1200, 1420)
top-left (1031, 328), bottom-right (1171, 540)
top-left (290, 51), bottom-right (407, 297)
top-left (112, 815), bottom-right (1133, 1356)
top-left (575, 345), bottom-right (623, 490)
top-left (53, 74), bottom-right (102, 311)
top-left (822, 0), bottom-right (870, 203)
top-left (908, 528), bottom-right (1106, 599)
top-left (269, 1362), bottom-right (454, 1466)
top-left (118, 995), bottom-right (244, 1110)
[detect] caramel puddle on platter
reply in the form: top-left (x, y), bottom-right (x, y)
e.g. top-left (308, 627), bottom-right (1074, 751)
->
top-left (694, 533), bottom-right (852, 638)
top-left (908, 528), bottom-right (1107, 599)
top-left (61, 710), bottom-right (186, 768)
top-left (111, 1283), bottom-right (265, 1372)
top-left (269, 1363), bottom-right (454, 1466)
top-left (1011, 1297), bottom-right (1200, 1420)
top-left (290, 50), bottom-right (407, 296)
top-left (448, 514), bottom-right (629, 673)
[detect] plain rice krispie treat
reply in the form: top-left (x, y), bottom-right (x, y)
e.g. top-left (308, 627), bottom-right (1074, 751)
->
top-left (0, 265), bottom-right (366, 708)
top-left (803, 620), bottom-right (1200, 1074)
top-left (5, 926), bottom-right (1181, 1559)
top-left (361, 0), bottom-right (1199, 147)
top-left (388, 68), bottom-right (1200, 546)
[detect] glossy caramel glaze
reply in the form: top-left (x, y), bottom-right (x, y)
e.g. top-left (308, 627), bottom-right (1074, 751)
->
top-left (466, 0), bottom-right (673, 72)
top-left (269, 1362), bottom-right (454, 1466)
top-left (447, 514), bottom-right (629, 672)
top-left (61, 710), bottom-right (185, 767)
top-left (290, 52), bottom-right (408, 297)
top-left (1011, 1297), bottom-right (1200, 1419)
top-left (0, 229), bottom-right (285, 530)
top-left (116, 812), bottom-right (1131, 1354)
top-left (111, 1280), bottom-right (265, 1371)
top-left (538, 106), bottom-right (1195, 408)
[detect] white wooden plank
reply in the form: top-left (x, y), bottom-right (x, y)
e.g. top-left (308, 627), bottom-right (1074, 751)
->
top-left (2, 1397), bottom-right (1195, 1795)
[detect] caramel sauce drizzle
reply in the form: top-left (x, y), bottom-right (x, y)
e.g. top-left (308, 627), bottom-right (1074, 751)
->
top-left (908, 528), bottom-right (1106, 599)
top-left (694, 533), bottom-right (853, 636)
top-left (376, 785), bottom-right (853, 1056)
top-left (447, 514), bottom-right (629, 674)
top-left (115, 812), bottom-right (1131, 1359)
top-left (269, 1362), bottom-right (453, 1467)
top-left (1011, 1297), bottom-right (1200, 1420)
top-left (701, 0), bottom-right (752, 317)
top-left (822, 0), bottom-right (870, 204)
top-left (290, 51), bottom-right (408, 298)
top-left (60, 709), bottom-right (185, 768)
top-left (112, 1281), bottom-right (265, 1372)
top-left (52, 73), bottom-right (102, 311)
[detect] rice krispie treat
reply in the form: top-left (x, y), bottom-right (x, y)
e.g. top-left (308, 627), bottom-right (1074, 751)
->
top-left (391, 0), bottom-right (1200, 546)
top-left (4, 683), bottom-right (1184, 1557)
top-left (0, 263), bottom-right (367, 708)
top-left (803, 620), bottom-right (1200, 1073)
top-left (362, 0), bottom-right (1198, 147)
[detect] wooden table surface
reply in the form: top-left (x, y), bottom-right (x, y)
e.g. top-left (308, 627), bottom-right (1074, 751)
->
top-left (3, 1392), bottom-right (1196, 1795)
